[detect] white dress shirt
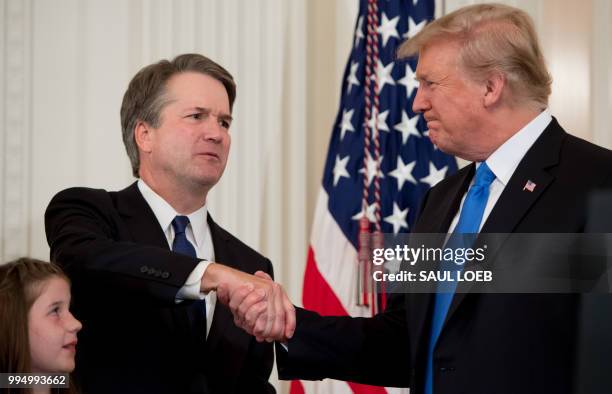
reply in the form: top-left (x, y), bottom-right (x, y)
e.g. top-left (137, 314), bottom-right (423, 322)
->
top-left (137, 179), bottom-right (216, 338)
top-left (447, 109), bottom-right (552, 233)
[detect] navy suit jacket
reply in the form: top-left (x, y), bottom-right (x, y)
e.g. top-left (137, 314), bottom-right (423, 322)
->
top-left (45, 182), bottom-right (275, 394)
top-left (278, 119), bottom-right (612, 394)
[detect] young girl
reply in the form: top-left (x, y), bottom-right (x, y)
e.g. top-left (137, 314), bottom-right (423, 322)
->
top-left (0, 257), bottom-right (82, 394)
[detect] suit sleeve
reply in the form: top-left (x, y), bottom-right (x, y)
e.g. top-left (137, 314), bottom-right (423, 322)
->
top-left (44, 187), bottom-right (201, 304)
top-left (277, 293), bottom-right (411, 387)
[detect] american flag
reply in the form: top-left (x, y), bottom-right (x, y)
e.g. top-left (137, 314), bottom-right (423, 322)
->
top-left (292, 1), bottom-right (458, 393)
top-left (523, 180), bottom-right (536, 192)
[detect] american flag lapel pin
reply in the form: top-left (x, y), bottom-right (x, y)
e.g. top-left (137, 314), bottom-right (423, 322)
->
top-left (523, 179), bottom-right (536, 192)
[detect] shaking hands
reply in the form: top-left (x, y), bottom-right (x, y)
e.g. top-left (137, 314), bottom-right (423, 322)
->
top-left (203, 264), bottom-right (296, 342)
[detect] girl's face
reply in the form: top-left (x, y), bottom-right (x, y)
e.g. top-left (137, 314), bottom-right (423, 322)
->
top-left (28, 276), bottom-right (82, 373)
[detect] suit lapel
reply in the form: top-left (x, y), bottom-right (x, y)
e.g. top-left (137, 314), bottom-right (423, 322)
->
top-left (414, 164), bottom-right (475, 233)
top-left (205, 214), bottom-right (233, 351)
top-left (409, 165), bottom-right (474, 361)
top-left (115, 182), bottom-right (169, 248)
top-left (480, 121), bottom-right (563, 233)
top-left (445, 119), bottom-right (565, 323)
top-left (205, 214), bottom-right (250, 372)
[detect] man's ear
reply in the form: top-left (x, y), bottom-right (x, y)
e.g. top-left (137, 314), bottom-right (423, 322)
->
top-left (134, 121), bottom-right (154, 153)
top-left (483, 71), bottom-right (506, 107)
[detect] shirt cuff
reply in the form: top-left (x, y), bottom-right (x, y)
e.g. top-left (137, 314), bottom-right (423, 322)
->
top-left (175, 261), bottom-right (212, 301)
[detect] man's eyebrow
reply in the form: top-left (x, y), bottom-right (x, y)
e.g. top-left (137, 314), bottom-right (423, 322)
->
top-left (192, 106), bottom-right (211, 114)
top-left (192, 106), bottom-right (233, 122)
top-left (218, 113), bottom-right (233, 123)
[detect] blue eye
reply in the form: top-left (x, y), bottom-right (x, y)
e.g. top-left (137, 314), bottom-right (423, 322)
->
top-left (189, 113), bottom-right (202, 120)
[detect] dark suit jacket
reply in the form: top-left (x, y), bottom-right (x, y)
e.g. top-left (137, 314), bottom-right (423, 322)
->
top-left (45, 182), bottom-right (275, 394)
top-left (278, 119), bottom-right (612, 394)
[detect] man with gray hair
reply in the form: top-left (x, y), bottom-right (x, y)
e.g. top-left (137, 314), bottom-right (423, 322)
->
top-left (45, 53), bottom-right (293, 394)
top-left (228, 4), bottom-right (612, 394)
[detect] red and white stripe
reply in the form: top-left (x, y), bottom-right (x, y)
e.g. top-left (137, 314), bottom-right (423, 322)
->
top-left (291, 188), bottom-right (409, 394)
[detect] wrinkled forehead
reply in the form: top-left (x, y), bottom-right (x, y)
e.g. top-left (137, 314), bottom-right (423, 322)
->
top-left (165, 72), bottom-right (230, 109)
top-left (415, 39), bottom-right (464, 80)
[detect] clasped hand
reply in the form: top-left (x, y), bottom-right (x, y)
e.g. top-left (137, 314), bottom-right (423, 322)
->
top-left (207, 265), bottom-right (295, 342)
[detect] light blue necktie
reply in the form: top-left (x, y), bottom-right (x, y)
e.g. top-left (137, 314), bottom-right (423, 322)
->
top-left (172, 216), bottom-right (207, 333)
top-left (424, 162), bottom-right (496, 394)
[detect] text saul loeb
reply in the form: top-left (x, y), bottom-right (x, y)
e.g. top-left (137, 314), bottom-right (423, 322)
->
top-left (373, 269), bottom-right (493, 283)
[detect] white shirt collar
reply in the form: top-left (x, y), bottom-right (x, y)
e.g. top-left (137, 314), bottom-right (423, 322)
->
top-left (483, 109), bottom-right (552, 185)
top-left (137, 179), bottom-right (208, 249)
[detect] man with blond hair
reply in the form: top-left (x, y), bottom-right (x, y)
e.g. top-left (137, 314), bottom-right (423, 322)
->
top-left (227, 4), bottom-right (612, 394)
